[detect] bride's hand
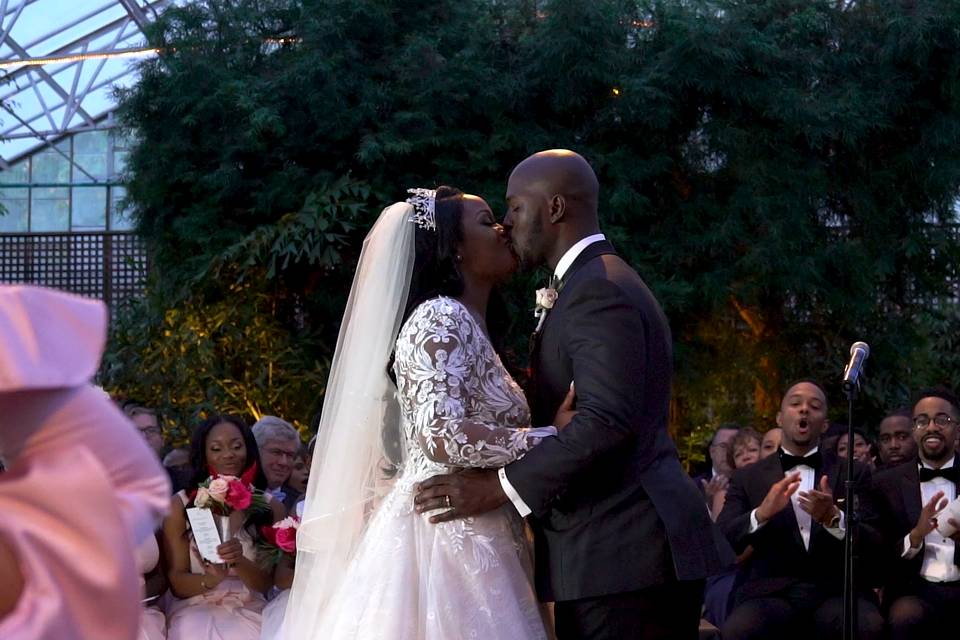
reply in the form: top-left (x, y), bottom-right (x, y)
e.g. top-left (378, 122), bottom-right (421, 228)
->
top-left (553, 383), bottom-right (577, 430)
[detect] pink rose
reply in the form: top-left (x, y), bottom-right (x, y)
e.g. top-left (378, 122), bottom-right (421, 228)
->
top-left (225, 479), bottom-right (252, 511)
top-left (207, 478), bottom-right (229, 502)
top-left (274, 524), bottom-right (297, 553)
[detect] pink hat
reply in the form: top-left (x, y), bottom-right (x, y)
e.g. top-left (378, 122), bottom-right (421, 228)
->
top-left (0, 286), bottom-right (106, 392)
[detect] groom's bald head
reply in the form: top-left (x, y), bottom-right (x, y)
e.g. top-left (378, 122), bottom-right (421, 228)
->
top-left (504, 149), bottom-right (602, 271)
top-left (509, 149), bottom-right (600, 209)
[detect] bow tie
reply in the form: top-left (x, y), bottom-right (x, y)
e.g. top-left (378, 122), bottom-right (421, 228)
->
top-left (780, 450), bottom-right (822, 472)
top-left (919, 466), bottom-right (958, 483)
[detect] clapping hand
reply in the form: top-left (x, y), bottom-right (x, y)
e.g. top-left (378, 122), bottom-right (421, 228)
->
top-left (702, 474), bottom-right (729, 501)
top-left (798, 476), bottom-right (839, 526)
top-left (909, 490), bottom-right (947, 549)
top-left (755, 472), bottom-right (802, 524)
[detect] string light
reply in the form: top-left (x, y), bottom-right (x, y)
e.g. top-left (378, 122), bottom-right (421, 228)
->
top-left (0, 37), bottom-right (301, 71)
top-left (0, 47), bottom-right (160, 70)
top-left (611, 87), bottom-right (622, 97)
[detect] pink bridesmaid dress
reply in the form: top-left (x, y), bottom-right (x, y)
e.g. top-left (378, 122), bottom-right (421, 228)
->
top-left (165, 491), bottom-right (266, 640)
top-left (0, 286), bottom-right (171, 640)
top-left (136, 535), bottom-right (167, 640)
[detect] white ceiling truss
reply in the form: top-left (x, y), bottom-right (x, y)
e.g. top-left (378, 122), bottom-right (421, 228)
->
top-left (0, 0), bottom-right (172, 170)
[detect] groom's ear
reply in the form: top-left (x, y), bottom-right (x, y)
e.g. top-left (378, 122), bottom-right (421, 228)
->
top-left (548, 194), bottom-right (566, 223)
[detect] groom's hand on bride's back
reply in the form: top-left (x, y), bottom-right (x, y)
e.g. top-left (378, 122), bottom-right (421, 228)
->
top-left (553, 383), bottom-right (578, 430)
top-left (414, 469), bottom-right (507, 524)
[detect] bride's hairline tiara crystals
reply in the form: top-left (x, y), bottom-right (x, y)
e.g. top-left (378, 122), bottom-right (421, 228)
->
top-left (406, 188), bottom-right (437, 231)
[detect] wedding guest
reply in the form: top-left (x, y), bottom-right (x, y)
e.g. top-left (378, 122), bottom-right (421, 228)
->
top-left (163, 446), bottom-right (193, 494)
top-left (718, 379), bottom-right (883, 640)
top-left (125, 402), bottom-right (173, 637)
top-left (288, 445), bottom-right (310, 496)
top-left (126, 404), bottom-right (165, 457)
top-left (863, 388), bottom-right (960, 638)
top-left (703, 427), bottom-right (764, 627)
top-left (876, 409), bottom-right (917, 470)
top-left (696, 424), bottom-right (741, 518)
top-left (163, 415), bottom-right (284, 640)
top-left (728, 428), bottom-right (763, 471)
top-left (0, 285), bottom-right (170, 640)
top-left (836, 427), bottom-right (875, 467)
top-left (252, 415), bottom-right (302, 513)
top-left (760, 427), bottom-right (782, 459)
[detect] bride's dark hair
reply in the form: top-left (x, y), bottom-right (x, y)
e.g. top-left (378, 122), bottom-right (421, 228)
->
top-left (394, 185), bottom-right (510, 359)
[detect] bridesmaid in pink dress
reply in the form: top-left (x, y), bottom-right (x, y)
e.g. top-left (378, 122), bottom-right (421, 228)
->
top-left (163, 415), bottom-right (284, 640)
top-left (0, 285), bottom-right (171, 640)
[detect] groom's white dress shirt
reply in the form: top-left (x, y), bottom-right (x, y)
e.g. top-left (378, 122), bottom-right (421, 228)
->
top-left (498, 233), bottom-right (606, 517)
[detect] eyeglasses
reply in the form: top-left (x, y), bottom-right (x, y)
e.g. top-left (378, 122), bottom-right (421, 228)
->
top-left (139, 426), bottom-right (162, 437)
top-left (913, 413), bottom-right (956, 429)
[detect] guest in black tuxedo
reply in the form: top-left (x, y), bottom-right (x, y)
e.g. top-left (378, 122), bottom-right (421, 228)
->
top-left (863, 388), bottom-right (960, 638)
top-left (718, 379), bottom-right (883, 640)
top-left (875, 408), bottom-right (917, 471)
top-left (415, 149), bottom-right (729, 639)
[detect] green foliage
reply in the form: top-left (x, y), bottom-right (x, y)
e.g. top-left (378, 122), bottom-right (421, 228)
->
top-left (107, 0), bottom-right (960, 454)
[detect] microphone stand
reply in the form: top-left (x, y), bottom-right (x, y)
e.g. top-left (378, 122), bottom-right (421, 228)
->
top-left (841, 379), bottom-right (859, 640)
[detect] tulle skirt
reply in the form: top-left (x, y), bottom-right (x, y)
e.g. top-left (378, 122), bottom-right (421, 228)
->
top-left (302, 479), bottom-right (549, 640)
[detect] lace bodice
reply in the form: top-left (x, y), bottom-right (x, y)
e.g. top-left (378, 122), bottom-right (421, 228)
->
top-left (393, 297), bottom-right (545, 477)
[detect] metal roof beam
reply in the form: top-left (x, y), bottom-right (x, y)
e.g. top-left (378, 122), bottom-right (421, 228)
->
top-left (3, 35), bottom-right (97, 126)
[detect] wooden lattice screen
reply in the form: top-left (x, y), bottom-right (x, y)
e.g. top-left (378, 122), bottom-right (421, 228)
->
top-left (0, 232), bottom-right (147, 312)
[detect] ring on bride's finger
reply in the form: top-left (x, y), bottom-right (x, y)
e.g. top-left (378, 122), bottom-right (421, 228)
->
top-left (444, 495), bottom-right (452, 508)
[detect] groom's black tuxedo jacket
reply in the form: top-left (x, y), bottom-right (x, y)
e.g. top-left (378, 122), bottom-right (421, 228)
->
top-left (717, 450), bottom-right (876, 606)
top-left (505, 240), bottom-right (730, 602)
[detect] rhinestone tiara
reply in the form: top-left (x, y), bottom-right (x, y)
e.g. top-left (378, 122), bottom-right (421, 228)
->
top-left (406, 188), bottom-right (437, 231)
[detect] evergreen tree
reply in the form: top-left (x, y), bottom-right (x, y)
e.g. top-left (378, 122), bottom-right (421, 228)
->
top-left (107, 0), bottom-right (960, 452)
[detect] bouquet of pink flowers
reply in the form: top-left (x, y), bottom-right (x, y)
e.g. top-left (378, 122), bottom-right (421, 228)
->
top-left (194, 474), bottom-right (266, 516)
top-left (259, 516), bottom-right (299, 565)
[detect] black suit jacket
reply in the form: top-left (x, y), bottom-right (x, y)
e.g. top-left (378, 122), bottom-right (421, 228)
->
top-left (717, 449), bottom-right (874, 605)
top-left (862, 461), bottom-right (960, 602)
top-left (504, 240), bottom-right (729, 602)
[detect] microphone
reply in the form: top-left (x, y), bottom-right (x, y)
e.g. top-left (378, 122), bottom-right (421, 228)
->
top-left (842, 341), bottom-right (870, 390)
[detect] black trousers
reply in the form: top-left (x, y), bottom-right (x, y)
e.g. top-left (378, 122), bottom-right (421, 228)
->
top-left (553, 579), bottom-right (704, 640)
top-left (886, 578), bottom-right (960, 640)
top-left (721, 583), bottom-right (883, 640)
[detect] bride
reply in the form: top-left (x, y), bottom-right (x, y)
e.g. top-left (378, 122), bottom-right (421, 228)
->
top-left (280, 187), bottom-right (574, 639)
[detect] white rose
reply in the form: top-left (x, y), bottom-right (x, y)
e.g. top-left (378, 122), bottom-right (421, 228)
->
top-left (195, 487), bottom-right (211, 508)
top-left (536, 288), bottom-right (558, 310)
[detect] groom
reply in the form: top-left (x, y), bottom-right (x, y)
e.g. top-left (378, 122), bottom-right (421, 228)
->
top-left (415, 150), bottom-right (729, 639)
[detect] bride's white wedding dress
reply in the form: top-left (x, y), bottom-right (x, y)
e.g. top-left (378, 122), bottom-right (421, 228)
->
top-left (314, 296), bottom-right (551, 639)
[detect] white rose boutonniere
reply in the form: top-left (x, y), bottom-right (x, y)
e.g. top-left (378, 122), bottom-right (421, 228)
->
top-left (534, 287), bottom-right (559, 332)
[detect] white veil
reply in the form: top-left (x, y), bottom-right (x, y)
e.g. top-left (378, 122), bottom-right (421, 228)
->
top-left (281, 201), bottom-right (416, 637)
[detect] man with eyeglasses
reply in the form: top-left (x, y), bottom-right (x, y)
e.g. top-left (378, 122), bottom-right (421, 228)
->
top-left (876, 408), bottom-right (918, 471)
top-left (863, 387), bottom-right (960, 638)
top-left (124, 404), bottom-right (165, 458)
top-left (252, 415), bottom-right (303, 513)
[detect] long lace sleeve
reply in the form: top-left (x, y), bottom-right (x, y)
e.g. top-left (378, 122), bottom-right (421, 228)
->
top-left (395, 298), bottom-right (550, 468)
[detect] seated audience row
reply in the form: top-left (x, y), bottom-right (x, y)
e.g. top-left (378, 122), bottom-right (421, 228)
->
top-left (125, 408), bottom-right (309, 640)
top-left (696, 382), bottom-right (960, 639)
